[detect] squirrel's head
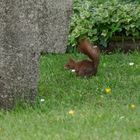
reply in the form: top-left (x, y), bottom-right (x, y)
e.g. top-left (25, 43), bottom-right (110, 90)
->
top-left (64, 58), bottom-right (76, 70)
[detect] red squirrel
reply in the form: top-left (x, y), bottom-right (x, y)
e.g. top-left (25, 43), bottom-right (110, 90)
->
top-left (65, 38), bottom-right (100, 77)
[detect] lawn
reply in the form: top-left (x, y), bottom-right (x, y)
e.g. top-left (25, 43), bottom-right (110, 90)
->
top-left (0, 51), bottom-right (140, 140)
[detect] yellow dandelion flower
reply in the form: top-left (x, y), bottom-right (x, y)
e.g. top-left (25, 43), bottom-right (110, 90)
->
top-left (0, 127), bottom-right (4, 132)
top-left (105, 88), bottom-right (111, 94)
top-left (130, 104), bottom-right (136, 109)
top-left (68, 110), bottom-right (75, 115)
top-left (106, 79), bottom-right (109, 83)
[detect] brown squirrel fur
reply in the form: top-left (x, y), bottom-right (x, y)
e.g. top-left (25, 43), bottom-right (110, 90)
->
top-left (65, 38), bottom-right (100, 77)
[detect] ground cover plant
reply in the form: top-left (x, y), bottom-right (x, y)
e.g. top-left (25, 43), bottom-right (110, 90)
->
top-left (0, 51), bottom-right (140, 140)
top-left (68, 0), bottom-right (140, 48)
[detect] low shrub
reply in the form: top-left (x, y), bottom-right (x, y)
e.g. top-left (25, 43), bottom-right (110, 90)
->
top-left (68, 0), bottom-right (140, 48)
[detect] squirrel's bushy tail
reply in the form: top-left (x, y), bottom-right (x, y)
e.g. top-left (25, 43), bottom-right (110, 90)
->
top-left (78, 38), bottom-right (100, 69)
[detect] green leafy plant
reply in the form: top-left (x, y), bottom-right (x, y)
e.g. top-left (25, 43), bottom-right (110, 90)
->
top-left (68, 0), bottom-right (140, 48)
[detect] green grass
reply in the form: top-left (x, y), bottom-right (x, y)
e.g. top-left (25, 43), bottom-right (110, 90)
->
top-left (0, 51), bottom-right (140, 140)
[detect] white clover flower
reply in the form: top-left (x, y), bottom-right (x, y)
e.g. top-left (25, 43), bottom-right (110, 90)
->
top-left (40, 99), bottom-right (45, 102)
top-left (129, 62), bottom-right (134, 66)
top-left (71, 69), bottom-right (75, 72)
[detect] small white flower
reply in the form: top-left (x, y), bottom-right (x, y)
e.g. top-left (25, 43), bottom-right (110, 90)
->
top-left (71, 69), bottom-right (75, 72)
top-left (40, 99), bottom-right (45, 102)
top-left (100, 95), bottom-right (104, 98)
top-left (93, 45), bottom-right (97, 48)
top-left (129, 62), bottom-right (134, 66)
top-left (120, 116), bottom-right (125, 120)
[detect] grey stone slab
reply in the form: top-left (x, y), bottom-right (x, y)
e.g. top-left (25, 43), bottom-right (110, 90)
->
top-left (0, 0), bottom-right (72, 109)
